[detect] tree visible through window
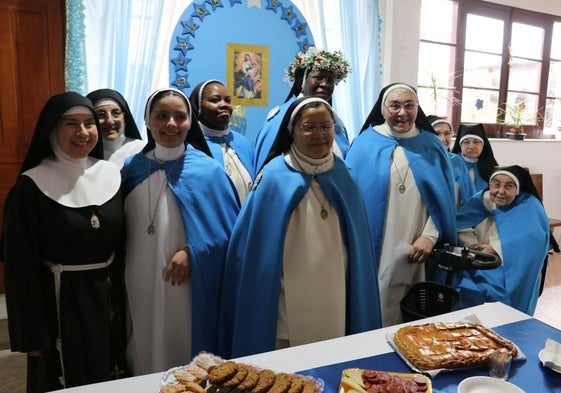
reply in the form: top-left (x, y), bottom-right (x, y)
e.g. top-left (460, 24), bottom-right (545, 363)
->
top-left (418, 0), bottom-right (561, 138)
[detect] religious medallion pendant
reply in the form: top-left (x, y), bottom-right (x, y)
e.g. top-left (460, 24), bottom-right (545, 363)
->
top-left (147, 224), bottom-right (155, 235)
top-left (321, 207), bottom-right (328, 220)
top-left (398, 183), bottom-right (406, 194)
top-left (90, 213), bottom-right (101, 229)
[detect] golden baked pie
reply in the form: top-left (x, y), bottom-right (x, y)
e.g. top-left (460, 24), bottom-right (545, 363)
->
top-left (393, 322), bottom-right (518, 370)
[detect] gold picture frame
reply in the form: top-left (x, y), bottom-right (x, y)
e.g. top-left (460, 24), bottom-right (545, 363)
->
top-left (226, 43), bottom-right (268, 106)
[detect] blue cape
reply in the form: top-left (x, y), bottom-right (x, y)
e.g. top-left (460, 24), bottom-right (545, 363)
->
top-left (346, 129), bottom-right (457, 277)
top-left (121, 146), bottom-right (240, 356)
top-left (205, 130), bottom-right (255, 179)
top-left (219, 155), bottom-right (381, 357)
top-left (450, 152), bottom-right (477, 207)
top-left (455, 190), bottom-right (550, 314)
top-left (253, 97), bottom-right (350, 171)
top-left (463, 159), bottom-right (489, 191)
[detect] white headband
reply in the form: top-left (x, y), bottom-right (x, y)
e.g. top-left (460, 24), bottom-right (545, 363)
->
top-left (430, 119), bottom-right (453, 130)
top-left (197, 79), bottom-right (224, 116)
top-left (381, 84), bottom-right (417, 115)
top-left (62, 106), bottom-right (93, 116)
top-left (93, 98), bottom-right (120, 108)
top-left (287, 97), bottom-right (331, 134)
top-left (459, 134), bottom-right (484, 145)
top-left (144, 87), bottom-right (191, 128)
top-left (490, 170), bottom-right (520, 195)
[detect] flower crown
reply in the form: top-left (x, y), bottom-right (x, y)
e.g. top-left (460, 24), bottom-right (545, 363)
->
top-left (286, 47), bottom-right (351, 85)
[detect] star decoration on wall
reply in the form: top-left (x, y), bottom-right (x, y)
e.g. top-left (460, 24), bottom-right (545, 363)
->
top-left (181, 19), bottom-right (200, 38)
top-left (298, 39), bottom-right (312, 52)
top-left (266, 0), bottom-right (282, 12)
top-left (174, 36), bottom-right (194, 56)
top-left (292, 20), bottom-right (308, 38)
top-left (280, 5), bottom-right (296, 24)
top-left (171, 55), bottom-right (191, 73)
top-left (191, 2), bottom-right (210, 21)
top-left (171, 0), bottom-right (314, 93)
top-left (206, 0), bottom-right (224, 11)
top-left (172, 74), bottom-right (190, 89)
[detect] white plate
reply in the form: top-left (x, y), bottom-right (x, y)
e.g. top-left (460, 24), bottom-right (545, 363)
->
top-left (538, 349), bottom-right (561, 373)
top-left (457, 376), bottom-right (525, 393)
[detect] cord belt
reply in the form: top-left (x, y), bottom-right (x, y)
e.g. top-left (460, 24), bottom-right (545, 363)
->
top-left (43, 253), bottom-right (115, 388)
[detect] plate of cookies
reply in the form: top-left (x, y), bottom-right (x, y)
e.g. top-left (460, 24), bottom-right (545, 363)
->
top-left (158, 352), bottom-right (323, 393)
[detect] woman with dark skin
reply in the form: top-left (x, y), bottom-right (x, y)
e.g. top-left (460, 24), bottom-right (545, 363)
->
top-left (190, 80), bottom-right (254, 204)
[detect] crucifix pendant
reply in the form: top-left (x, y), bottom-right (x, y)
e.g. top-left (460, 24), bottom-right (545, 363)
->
top-left (398, 183), bottom-right (406, 194)
top-left (321, 207), bottom-right (328, 220)
top-left (147, 224), bottom-right (155, 235)
top-left (90, 213), bottom-right (100, 229)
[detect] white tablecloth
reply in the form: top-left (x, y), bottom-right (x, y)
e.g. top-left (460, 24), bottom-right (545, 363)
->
top-left (50, 302), bottom-right (530, 392)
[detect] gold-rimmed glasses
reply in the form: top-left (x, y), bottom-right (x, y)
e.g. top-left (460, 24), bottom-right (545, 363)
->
top-left (384, 101), bottom-right (418, 114)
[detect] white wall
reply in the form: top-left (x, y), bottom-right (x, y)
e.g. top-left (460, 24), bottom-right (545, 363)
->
top-left (490, 139), bottom-right (561, 221)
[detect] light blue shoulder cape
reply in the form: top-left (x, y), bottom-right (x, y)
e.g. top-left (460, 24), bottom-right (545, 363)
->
top-left (455, 190), bottom-right (549, 314)
top-left (205, 130), bottom-right (255, 179)
top-left (463, 159), bottom-right (489, 191)
top-left (449, 152), bottom-right (477, 207)
top-left (253, 97), bottom-right (350, 171)
top-left (121, 146), bottom-right (240, 356)
top-left (345, 128), bottom-right (457, 280)
top-left (219, 155), bottom-right (381, 357)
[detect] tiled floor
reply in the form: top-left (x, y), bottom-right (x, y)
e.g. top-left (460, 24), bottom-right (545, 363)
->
top-left (0, 255), bottom-right (560, 391)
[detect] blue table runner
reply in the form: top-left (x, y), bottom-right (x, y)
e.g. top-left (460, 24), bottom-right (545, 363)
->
top-left (298, 318), bottom-right (561, 393)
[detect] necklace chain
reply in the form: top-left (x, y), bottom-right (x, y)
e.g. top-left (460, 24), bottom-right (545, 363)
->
top-left (147, 153), bottom-right (180, 235)
top-left (291, 158), bottom-right (329, 220)
top-left (392, 156), bottom-right (410, 194)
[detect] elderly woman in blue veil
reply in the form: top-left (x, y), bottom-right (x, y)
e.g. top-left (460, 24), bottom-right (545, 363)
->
top-left (346, 83), bottom-right (457, 327)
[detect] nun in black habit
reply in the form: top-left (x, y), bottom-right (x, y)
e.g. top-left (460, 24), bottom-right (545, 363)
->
top-left (451, 122), bottom-right (499, 191)
top-left (1, 92), bottom-right (127, 391)
top-left (87, 88), bottom-right (145, 168)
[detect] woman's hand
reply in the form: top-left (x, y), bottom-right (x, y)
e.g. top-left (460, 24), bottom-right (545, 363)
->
top-left (164, 246), bottom-right (191, 286)
top-left (408, 235), bottom-right (435, 264)
top-left (470, 243), bottom-right (498, 256)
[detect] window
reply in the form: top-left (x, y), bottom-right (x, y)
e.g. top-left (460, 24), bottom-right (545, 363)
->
top-left (418, 0), bottom-right (561, 137)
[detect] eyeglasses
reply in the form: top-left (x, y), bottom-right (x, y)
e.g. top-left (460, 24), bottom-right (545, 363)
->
top-left (436, 131), bottom-right (454, 137)
top-left (384, 102), bottom-right (418, 114)
top-left (296, 123), bottom-right (335, 136)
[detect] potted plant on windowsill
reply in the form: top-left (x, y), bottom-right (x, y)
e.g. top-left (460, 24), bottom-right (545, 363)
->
top-left (497, 102), bottom-right (541, 141)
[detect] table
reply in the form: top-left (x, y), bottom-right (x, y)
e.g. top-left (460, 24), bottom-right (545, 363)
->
top-left (51, 302), bottom-right (561, 393)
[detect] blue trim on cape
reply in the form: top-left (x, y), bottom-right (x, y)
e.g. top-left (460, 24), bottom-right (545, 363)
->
top-left (121, 146), bottom-right (240, 356)
top-left (219, 155), bottom-right (381, 357)
top-left (253, 97), bottom-right (350, 171)
top-left (455, 190), bottom-right (550, 314)
top-left (463, 159), bottom-right (489, 191)
top-left (345, 129), bottom-right (457, 275)
top-left (205, 131), bottom-right (255, 179)
top-left (449, 152), bottom-right (477, 207)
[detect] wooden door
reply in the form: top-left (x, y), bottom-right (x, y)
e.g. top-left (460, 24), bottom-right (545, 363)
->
top-left (0, 0), bottom-right (65, 292)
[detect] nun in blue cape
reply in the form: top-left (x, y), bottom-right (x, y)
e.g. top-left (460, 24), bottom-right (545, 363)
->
top-left (454, 165), bottom-right (551, 315)
top-left (346, 83), bottom-right (457, 326)
top-left (121, 88), bottom-right (239, 373)
top-left (253, 47), bottom-right (351, 172)
top-left (451, 123), bottom-right (499, 192)
top-left (189, 79), bottom-right (255, 204)
top-left (219, 96), bottom-right (381, 358)
top-left (427, 115), bottom-right (476, 208)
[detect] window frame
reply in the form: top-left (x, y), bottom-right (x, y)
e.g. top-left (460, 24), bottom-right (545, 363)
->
top-left (420, 0), bottom-right (561, 138)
